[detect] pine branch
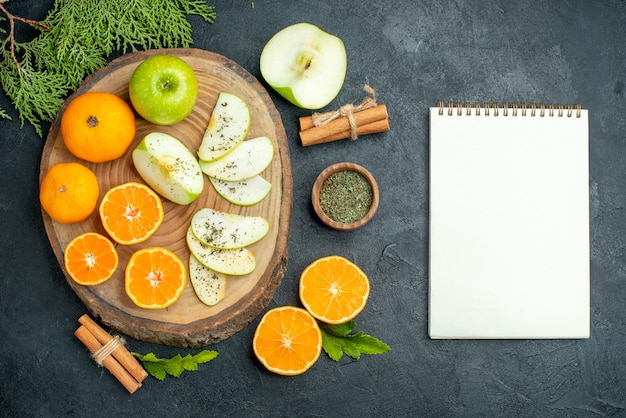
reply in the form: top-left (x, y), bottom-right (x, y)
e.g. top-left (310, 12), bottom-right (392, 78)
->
top-left (0, 0), bottom-right (216, 136)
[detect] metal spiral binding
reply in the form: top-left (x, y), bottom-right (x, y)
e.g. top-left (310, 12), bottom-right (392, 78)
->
top-left (436, 100), bottom-right (582, 118)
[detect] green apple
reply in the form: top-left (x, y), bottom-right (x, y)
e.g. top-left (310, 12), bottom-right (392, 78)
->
top-left (260, 22), bottom-right (347, 109)
top-left (129, 54), bottom-right (198, 125)
top-left (132, 132), bottom-right (204, 205)
top-left (191, 208), bottom-right (269, 250)
top-left (209, 175), bottom-right (272, 206)
top-left (199, 136), bottom-right (274, 181)
top-left (186, 227), bottom-right (256, 276)
top-left (197, 92), bottom-right (250, 162)
top-left (189, 255), bottom-right (227, 306)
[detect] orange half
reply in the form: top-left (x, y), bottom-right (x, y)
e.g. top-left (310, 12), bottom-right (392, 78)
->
top-left (299, 255), bottom-right (370, 324)
top-left (125, 247), bottom-right (186, 309)
top-left (252, 306), bottom-right (322, 376)
top-left (99, 182), bottom-right (163, 245)
top-left (64, 232), bottom-right (119, 286)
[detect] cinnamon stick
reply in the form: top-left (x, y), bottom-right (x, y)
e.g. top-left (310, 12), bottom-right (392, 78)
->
top-left (300, 119), bottom-right (390, 146)
top-left (299, 103), bottom-right (388, 131)
top-left (299, 104), bottom-right (389, 146)
top-left (78, 314), bottom-right (148, 383)
top-left (74, 325), bottom-right (142, 394)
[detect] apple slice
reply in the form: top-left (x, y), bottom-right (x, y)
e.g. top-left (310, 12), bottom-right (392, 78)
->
top-left (260, 22), bottom-right (347, 109)
top-left (199, 136), bottom-right (274, 181)
top-left (189, 255), bottom-right (227, 306)
top-left (209, 175), bottom-right (272, 206)
top-left (132, 132), bottom-right (204, 205)
top-left (186, 227), bottom-right (256, 276)
top-left (197, 92), bottom-right (250, 162)
top-left (191, 208), bottom-right (269, 250)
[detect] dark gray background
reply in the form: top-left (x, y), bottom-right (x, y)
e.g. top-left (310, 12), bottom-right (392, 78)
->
top-left (1, 1), bottom-right (624, 416)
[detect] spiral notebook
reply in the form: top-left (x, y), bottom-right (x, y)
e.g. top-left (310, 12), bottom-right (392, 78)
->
top-left (429, 102), bottom-right (590, 339)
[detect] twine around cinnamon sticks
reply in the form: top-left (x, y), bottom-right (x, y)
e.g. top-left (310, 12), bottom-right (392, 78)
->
top-left (299, 85), bottom-right (390, 146)
top-left (74, 314), bottom-right (148, 394)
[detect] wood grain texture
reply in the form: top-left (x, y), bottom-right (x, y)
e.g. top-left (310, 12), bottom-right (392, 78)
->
top-left (40, 48), bottom-right (292, 348)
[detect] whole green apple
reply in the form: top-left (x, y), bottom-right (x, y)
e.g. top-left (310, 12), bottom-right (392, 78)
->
top-left (260, 22), bottom-right (347, 110)
top-left (129, 54), bottom-right (198, 125)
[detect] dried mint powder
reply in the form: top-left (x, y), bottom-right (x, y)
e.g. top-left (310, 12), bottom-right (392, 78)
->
top-left (319, 170), bottom-right (373, 224)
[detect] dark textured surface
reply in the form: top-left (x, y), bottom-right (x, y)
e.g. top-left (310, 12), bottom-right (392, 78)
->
top-left (1, 1), bottom-right (625, 416)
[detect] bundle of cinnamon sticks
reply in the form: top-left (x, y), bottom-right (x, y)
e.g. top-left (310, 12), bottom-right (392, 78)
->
top-left (74, 314), bottom-right (148, 394)
top-left (299, 104), bottom-right (390, 146)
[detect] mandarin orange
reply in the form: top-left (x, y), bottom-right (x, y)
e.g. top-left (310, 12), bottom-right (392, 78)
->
top-left (61, 91), bottom-right (136, 163)
top-left (99, 182), bottom-right (163, 245)
top-left (64, 232), bottom-right (119, 286)
top-left (125, 247), bottom-right (186, 309)
top-left (252, 306), bottom-right (322, 376)
top-left (299, 255), bottom-right (370, 324)
top-left (39, 162), bottom-right (99, 224)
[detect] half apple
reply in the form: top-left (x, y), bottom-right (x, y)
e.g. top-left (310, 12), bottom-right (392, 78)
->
top-left (260, 22), bottom-right (347, 109)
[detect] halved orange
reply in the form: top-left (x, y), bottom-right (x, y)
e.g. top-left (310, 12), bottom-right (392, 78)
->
top-left (64, 232), bottom-right (118, 286)
top-left (99, 182), bottom-right (163, 245)
top-left (125, 247), bottom-right (186, 309)
top-left (252, 306), bottom-right (322, 376)
top-left (299, 255), bottom-right (370, 324)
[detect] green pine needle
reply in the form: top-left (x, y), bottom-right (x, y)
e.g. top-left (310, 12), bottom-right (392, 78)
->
top-left (0, 0), bottom-right (216, 136)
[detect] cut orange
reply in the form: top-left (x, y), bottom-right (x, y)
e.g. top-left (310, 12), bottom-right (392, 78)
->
top-left (299, 255), bottom-right (370, 324)
top-left (64, 232), bottom-right (119, 286)
top-left (99, 182), bottom-right (163, 245)
top-left (125, 247), bottom-right (186, 309)
top-left (252, 306), bottom-right (322, 376)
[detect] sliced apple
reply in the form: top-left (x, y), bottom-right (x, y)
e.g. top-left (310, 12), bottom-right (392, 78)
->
top-left (186, 227), bottom-right (256, 276)
top-left (260, 22), bottom-right (347, 109)
top-left (209, 175), bottom-right (272, 206)
top-left (197, 92), bottom-right (250, 162)
top-left (189, 255), bottom-right (227, 306)
top-left (199, 136), bottom-right (274, 181)
top-left (191, 208), bottom-right (269, 250)
top-left (132, 132), bottom-right (204, 205)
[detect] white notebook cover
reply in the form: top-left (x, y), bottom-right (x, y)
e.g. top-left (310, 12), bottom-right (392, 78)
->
top-left (428, 104), bottom-right (590, 339)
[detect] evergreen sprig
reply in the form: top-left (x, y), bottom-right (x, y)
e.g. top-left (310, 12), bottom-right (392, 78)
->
top-left (0, 0), bottom-right (216, 136)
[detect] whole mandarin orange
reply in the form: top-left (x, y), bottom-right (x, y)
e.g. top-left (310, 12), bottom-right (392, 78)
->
top-left (40, 162), bottom-right (99, 224)
top-left (61, 92), bottom-right (136, 163)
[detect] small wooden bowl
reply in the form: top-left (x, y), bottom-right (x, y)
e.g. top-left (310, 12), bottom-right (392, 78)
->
top-left (311, 162), bottom-right (379, 231)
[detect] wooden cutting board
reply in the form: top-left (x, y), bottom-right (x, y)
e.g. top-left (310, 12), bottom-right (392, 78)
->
top-left (40, 48), bottom-right (292, 348)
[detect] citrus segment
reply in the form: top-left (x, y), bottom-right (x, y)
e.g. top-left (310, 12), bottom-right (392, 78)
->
top-left (125, 247), bottom-right (186, 309)
top-left (299, 256), bottom-right (370, 324)
top-left (64, 232), bottom-right (118, 286)
top-left (252, 306), bottom-right (322, 376)
top-left (99, 182), bottom-right (164, 245)
top-left (40, 162), bottom-right (99, 224)
top-left (61, 91), bottom-right (136, 163)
